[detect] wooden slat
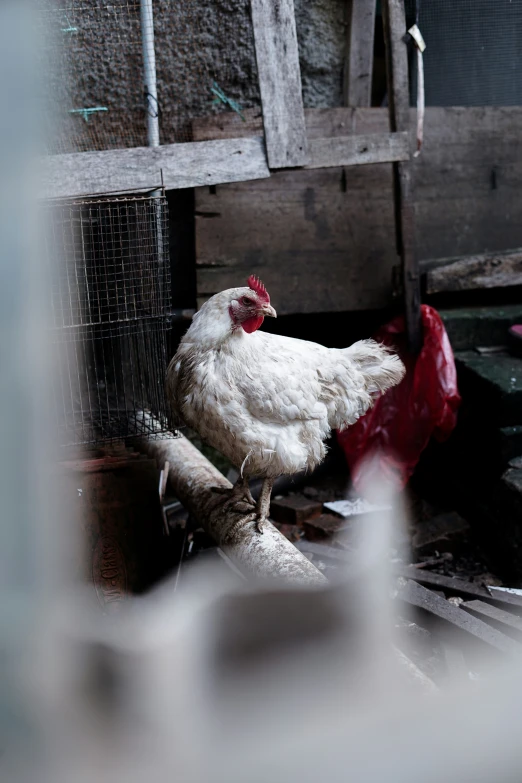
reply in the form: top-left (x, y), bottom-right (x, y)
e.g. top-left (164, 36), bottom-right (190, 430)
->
top-left (193, 108), bottom-right (264, 141)
top-left (192, 110), bottom-right (409, 169)
top-left (195, 107), bottom-right (522, 315)
top-left (382, 0), bottom-right (410, 132)
top-left (306, 132), bottom-right (409, 169)
top-left (394, 567), bottom-right (494, 600)
top-left (192, 107), bottom-right (391, 143)
top-left (250, 0), bottom-right (308, 168)
top-left (462, 600), bottom-right (522, 636)
top-left (344, 0), bottom-right (377, 107)
top-left (412, 107), bottom-right (522, 262)
top-left (394, 566), bottom-right (522, 612)
top-left (382, 0), bottom-right (421, 353)
top-left (397, 579), bottom-right (522, 654)
top-left (41, 137), bottom-right (270, 199)
top-left (195, 162), bottom-right (396, 314)
top-left (422, 248), bottom-right (522, 294)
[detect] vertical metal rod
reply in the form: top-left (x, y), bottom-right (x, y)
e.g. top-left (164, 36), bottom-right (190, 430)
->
top-left (140, 0), bottom-right (160, 147)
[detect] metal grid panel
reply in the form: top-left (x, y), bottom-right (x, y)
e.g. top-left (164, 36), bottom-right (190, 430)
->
top-left (45, 194), bottom-right (173, 446)
top-left (41, 0), bottom-right (262, 153)
top-left (41, 1), bottom-right (148, 153)
top-left (411, 0), bottom-right (522, 106)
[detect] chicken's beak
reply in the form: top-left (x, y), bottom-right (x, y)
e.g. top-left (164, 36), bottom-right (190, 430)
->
top-left (259, 304), bottom-right (277, 318)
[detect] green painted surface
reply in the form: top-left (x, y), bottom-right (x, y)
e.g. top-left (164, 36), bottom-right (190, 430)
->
top-left (441, 305), bottom-right (522, 350)
top-left (455, 350), bottom-right (522, 426)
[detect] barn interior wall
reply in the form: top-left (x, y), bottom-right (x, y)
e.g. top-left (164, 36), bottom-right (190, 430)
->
top-left (195, 107), bottom-right (522, 316)
top-left (60, 3), bottom-right (522, 318)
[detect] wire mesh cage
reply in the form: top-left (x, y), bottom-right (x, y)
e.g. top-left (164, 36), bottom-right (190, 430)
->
top-left (40, 0), bottom-right (262, 154)
top-left (41, 1), bottom-right (148, 153)
top-left (406, 0), bottom-right (522, 106)
top-left (45, 192), bottom-right (173, 447)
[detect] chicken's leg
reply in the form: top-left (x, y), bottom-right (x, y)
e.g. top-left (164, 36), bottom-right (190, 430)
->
top-left (212, 474), bottom-right (255, 513)
top-left (254, 477), bottom-right (274, 534)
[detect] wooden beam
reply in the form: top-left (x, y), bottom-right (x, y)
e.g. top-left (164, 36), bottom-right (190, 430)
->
top-left (396, 579), bottom-right (522, 654)
top-left (192, 107), bottom-right (394, 143)
top-left (134, 421), bottom-right (326, 585)
top-left (41, 137), bottom-right (270, 199)
top-left (344, 0), bottom-right (377, 107)
top-left (420, 248), bottom-right (522, 294)
top-left (306, 131), bottom-right (409, 169)
top-left (195, 107), bottom-right (522, 316)
top-left (250, 0), bottom-right (308, 168)
top-left (192, 110), bottom-right (409, 169)
top-left (195, 161), bottom-right (397, 315)
top-left (462, 600), bottom-right (522, 638)
top-left (395, 567), bottom-right (522, 613)
top-left (382, 0), bottom-right (421, 354)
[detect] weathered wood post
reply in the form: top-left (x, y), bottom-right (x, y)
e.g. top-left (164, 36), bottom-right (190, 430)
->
top-left (382, 0), bottom-right (423, 354)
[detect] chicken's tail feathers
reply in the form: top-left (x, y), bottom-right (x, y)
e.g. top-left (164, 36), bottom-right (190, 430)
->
top-left (343, 339), bottom-right (406, 395)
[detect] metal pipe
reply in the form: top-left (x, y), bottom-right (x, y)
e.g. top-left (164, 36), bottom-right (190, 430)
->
top-left (140, 0), bottom-right (160, 147)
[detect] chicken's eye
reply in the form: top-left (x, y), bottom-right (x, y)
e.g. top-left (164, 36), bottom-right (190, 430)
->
top-left (241, 296), bottom-right (254, 306)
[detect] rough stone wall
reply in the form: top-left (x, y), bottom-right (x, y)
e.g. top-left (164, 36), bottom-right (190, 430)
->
top-left (46, 0), bottom-right (347, 153)
top-left (294, 0), bottom-right (346, 108)
top-left (154, 0), bottom-right (262, 144)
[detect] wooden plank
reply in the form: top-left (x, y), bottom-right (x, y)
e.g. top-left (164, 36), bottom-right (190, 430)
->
top-left (382, 0), bottom-right (421, 353)
top-left (395, 567), bottom-right (494, 599)
top-left (396, 579), bottom-right (522, 654)
top-left (422, 248), bottom-right (522, 294)
top-left (195, 107), bottom-right (522, 315)
top-left (420, 247), bottom-right (522, 273)
top-left (196, 162), bottom-right (397, 314)
top-left (192, 107), bottom-right (391, 143)
top-left (462, 600), bottom-right (522, 637)
top-left (412, 107), bottom-right (522, 260)
top-left (393, 566), bottom-right (522, 612)
top-left (192, 110), bottom-right (408, 168)
top-left (250, 0), bottom-right (308, 168)
top-left (344, 0), bottom-right (377, 107)
top-left (41, 137), bottom-right (270, 199)
top-left (193, 108), bottom-right (264, 141)
top-left (306, 132), bottom-right (409, 169)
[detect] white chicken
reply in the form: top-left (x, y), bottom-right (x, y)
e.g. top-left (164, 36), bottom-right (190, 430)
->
top-left (166, 276), bottom-right (405, 532)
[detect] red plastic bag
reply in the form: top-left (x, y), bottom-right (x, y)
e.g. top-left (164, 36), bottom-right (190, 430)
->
top-left (337, 305), bottom-right (461, 489)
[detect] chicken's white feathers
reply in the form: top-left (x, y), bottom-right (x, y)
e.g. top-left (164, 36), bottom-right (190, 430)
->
top-left (166, 288), bottom-right (405, 479)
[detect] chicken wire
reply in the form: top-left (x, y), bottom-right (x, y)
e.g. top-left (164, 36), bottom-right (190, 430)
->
top-left (45, 193), bottom-right (173, 446)
top-left (407, 0), bottom-right (522, 106)
top-left (40, 0), bottom-right (261, 154)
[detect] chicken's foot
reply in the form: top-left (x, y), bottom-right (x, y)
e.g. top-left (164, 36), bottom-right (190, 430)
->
top-left (254, 477), bottom-right (274, 534)
top-left (211, 475), bottom-right (255, 514)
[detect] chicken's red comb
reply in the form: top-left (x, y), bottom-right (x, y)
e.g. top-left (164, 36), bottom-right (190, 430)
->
top-left (247, 274), bottom-right (270, 303)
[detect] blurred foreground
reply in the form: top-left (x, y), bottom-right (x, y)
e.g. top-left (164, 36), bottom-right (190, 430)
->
top-left (2, 4), bottom-right (522, 782)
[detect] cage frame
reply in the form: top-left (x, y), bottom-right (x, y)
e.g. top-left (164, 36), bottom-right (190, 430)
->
top-left (46, 188), bottom-right (175, 448)
top-left (42, 0), bottom-right (420, 349)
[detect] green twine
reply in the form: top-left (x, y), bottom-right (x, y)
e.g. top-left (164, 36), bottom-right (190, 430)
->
top-left (210, 81), bottom-right (246, 122)
top-left (69, 107), bottom-right (108, 123)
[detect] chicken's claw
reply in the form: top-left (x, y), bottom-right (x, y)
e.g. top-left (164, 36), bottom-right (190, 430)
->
top-left (255, 515), bottom-right (266, 534)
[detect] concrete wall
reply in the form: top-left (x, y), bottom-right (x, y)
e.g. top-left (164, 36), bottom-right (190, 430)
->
top-left (48, 0), bottom-right (347, 153)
